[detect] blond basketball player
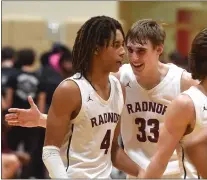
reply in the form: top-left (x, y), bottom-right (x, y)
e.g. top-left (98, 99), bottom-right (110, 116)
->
top-left (114, 19), bottom-right (199, 178)
top-left (141, 28), bottom-right (207, 179)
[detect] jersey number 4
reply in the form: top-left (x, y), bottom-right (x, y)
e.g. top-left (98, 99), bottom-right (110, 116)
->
top-left (100, 129), bottom-right (111, 154)
top-left (135, 118), bottom-right (159, 143)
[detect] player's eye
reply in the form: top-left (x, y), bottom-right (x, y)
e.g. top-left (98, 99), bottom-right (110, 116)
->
top-left (137, 49), bottom-right (146, 54)
top-left (113, 43), bottom-right (121, 48)
top-left (127, 47), bottom-right (133, 53)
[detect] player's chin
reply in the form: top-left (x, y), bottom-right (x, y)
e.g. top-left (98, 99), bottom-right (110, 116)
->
top-left (111, 62), bottom-right (122, 73)
top-left (110, 67), bottom-right (120, 73)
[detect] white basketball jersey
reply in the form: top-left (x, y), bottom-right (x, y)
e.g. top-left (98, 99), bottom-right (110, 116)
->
top-left (180, 86), bottom-right (207, 178)
top-left (119, 63), bottom-right (197, 178)
top-left (183, 86), bottom-right (207, 129)
top-left (60, 73), bottom-right (124, 178)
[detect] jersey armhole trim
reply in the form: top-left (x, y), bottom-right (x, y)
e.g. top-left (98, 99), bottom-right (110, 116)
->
top-left (63, 78), bottom-right (84, 124)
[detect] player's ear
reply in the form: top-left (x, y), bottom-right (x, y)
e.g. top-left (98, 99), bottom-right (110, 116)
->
top-left (94, 49), bottom-right (98, 55)
top-left (156, 44), bottom-right (164, 56)
top-left (94, 46), bottom-right (100, 55)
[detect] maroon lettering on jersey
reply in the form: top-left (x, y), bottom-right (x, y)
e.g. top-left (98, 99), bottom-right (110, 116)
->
top-left (90, 113), bottom-right (120, 128)
top-left (126, 101), bottom-right (168, 115)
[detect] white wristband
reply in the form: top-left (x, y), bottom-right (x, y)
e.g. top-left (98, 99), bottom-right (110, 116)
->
top-left (42, 145), bottom-right (68, 178)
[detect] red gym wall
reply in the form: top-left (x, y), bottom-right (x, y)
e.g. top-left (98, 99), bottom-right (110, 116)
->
top-left (176, 9), bottom-right (192, 58)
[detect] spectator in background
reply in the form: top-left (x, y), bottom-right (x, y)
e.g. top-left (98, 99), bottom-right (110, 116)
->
top-left (6, 48), bottom-right (40, 109)
top-left (58, 50), bottom-right (73, 78)
top-left (2, 153), bottom-right (21, 179)
top-left (2, 47), bottom-right (17, 166)
top-left (2, 145), bottom-right (30, 179)
top-left (2, 47), bottom-right (16, 108)
top-left (1, 47), bottom-right (30, 179)
top-left (168, 50), bottom-right (188, 70)
top-left (2, 47), bottom-right (31, 179)
top-left (2, 46), bottom-right (16, 128)
top-left (36, 51), bottom-right (51, 76)
top-left (49, 43), bottom-right (70, 73)
top-left (38, 48), bottom-right (73, 113)
top-left (6, 48), bottom-right (41, 178)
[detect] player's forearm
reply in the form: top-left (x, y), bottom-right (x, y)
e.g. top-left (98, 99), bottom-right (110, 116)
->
top-left (143, 155), bottom-right (168, 178)
top-left (111, 142), bottom-right (141, 177)
top-left (38, 113), bottom-right (47, 128)
top-left (42, 146), bottom-right (68, 178)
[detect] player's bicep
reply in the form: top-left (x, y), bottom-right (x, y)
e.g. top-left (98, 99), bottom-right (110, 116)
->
top-left (164, 95), bottom-right (194, 141)
top-left (44, 80), bottom-right (81, 147)
top-left (156, 96), bottom-right (194, 159)
top-left (155, 96), bottom-right (194, 163)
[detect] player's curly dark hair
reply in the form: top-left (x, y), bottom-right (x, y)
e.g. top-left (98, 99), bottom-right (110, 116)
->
top-left (72, 15), bottom-right (124, 80)
top-left (189, 28), bottom-right (207, 81)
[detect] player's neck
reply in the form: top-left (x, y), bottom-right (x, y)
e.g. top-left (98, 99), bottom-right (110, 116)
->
top-left (87, 67), bottom-right (110, 90)
top-left (136, 62), bottom-right (168, 90)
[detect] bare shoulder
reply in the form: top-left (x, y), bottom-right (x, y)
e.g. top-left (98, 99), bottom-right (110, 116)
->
top-left (166, 94), bottom-right (195, 125)
top-left (170, 94), bottom-right (194, 114)
top-left (181, 71), bottom-right (199, 92)
top-left (52, 80), bottom-right (81, 109)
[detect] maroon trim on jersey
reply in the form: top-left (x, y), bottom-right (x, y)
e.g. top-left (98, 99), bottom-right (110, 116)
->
top-left (181, 145), bottom-right (187, 179)
top-left (66, 124), bottom-right (74, 172)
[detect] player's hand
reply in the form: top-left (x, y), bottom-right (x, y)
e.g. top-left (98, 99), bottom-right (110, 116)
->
top-left (5, 96), bottom-right (41, 127)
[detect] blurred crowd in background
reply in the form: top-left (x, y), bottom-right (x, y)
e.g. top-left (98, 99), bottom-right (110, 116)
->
top-left (1, 44), bottom-right (73, 179)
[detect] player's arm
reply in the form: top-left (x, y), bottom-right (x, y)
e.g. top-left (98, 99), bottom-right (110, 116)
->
top-left (5, 96), bottom-right (47, 128)
top-left (111, 83), bottom-right (143, 177)
top-left (184, 126), bottom-right (207, 178)
top-left (42, 80), bottom-right (81, 178)
top-left (181, 71), bottom-right (199, 92)
top-left (111, 120), bottom-right (142, 177)
top-left (141, 94), bottom-right (195, 178)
